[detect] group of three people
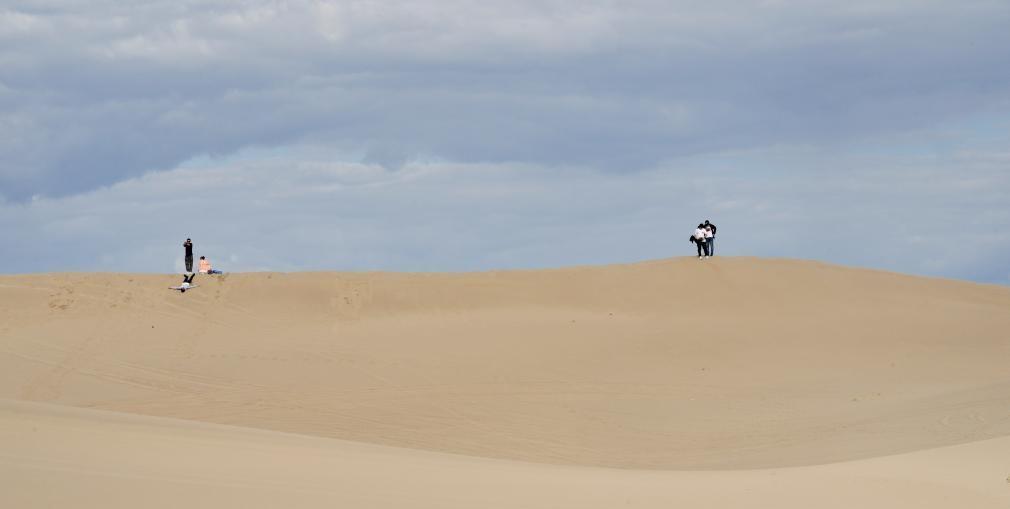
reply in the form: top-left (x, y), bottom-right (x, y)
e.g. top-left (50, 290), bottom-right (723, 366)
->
top-left (691, 220), bottom-right (717, 258)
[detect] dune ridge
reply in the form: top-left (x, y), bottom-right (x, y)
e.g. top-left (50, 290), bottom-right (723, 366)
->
top-left (2, 257), bottom-right (1010, 507)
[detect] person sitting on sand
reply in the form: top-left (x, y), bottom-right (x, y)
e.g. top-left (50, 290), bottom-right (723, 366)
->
top-left (693, 223), bottom-right (708, 258)
top-left (198, 256), bottom-right (223, 275)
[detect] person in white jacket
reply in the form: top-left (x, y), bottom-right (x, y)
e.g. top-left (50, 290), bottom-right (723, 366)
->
top-left (703, 224), bottom-right (714, 257)
top-left (693, 224), bottom-right (708, 258)
top-left (704, 220), bottom-right (717, 255)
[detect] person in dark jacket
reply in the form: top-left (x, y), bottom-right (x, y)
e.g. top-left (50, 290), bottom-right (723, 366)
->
top-left (183, 238), bottom-right (194, 272)
top-left (704, 220), bottom-right (717, 256)
top-left (171, 272), bottom-right (197, 293)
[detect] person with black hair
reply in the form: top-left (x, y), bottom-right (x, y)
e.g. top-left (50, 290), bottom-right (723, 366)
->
top-left (183, 238), bottom-right (194, 272)
top-left (704, 220), bottom-right (717, 256)
top-left (170, 272), bottom-right (197, 293)
top-left (199, 256), bottom-right (223, 275)
top-left (693, 223), bottom-right (708, 258)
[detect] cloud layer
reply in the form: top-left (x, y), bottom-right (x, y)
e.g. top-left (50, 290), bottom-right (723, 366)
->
top-left (2, 1), bottom-right (1009, 282)
top-left (4, 141), bottom-right (1008, 283)
top-left (4, 1), bottom-right (1009, 197)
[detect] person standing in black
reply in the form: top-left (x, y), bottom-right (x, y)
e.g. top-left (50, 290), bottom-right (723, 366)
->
top-left (183, 238), bottom-right (194, 272)
top-left (704, 220), bottom-right (717, 256)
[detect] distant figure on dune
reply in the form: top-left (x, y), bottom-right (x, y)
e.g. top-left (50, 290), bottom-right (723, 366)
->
top-left (199, 256), bottom-right (223, 275)
top-left (704, 220), bottom-right (717, 256)
top-left (170, 273), bottom-right (197, 293)
top-left (692, 223), bottom-right (709, 258)
top-left (183, 238), bottom-right (194, 272)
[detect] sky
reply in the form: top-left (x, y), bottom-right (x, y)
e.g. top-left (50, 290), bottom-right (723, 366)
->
top-left (2, 1), bottom-right (1009, 282)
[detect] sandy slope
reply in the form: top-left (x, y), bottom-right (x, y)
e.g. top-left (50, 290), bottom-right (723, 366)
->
top-left (1, 257), bottom-right (1009, 506)
top-left (2, 399), bottom-right (1009, 509)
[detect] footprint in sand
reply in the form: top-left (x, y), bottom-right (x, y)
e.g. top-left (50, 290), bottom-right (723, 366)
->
top-left (48, 287), bottom-right (75, 311)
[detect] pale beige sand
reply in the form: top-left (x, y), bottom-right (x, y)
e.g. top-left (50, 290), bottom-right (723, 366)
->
top-left (2, 399), bottom-right (1009, 509)
top-left (1, 257), bottom-right (1009, 506)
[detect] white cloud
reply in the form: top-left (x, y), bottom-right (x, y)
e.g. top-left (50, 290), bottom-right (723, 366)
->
top-left (3, 140), bottom-right (1008, 282)
top-left (0, 8), bottom-right (48, 37)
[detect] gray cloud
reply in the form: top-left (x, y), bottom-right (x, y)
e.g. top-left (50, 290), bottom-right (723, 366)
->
top-left (2, 1), bottom-right (1009, 199)
top-left (3, 1), bottom-right (1009, 283)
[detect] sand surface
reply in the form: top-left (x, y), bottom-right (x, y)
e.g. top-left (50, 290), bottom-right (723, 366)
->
top-left (1, 257), bottom-right (1009, 507)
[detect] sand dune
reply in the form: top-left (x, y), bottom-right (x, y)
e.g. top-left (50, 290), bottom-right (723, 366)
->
top-left (2, 257), bottom-right (1009, 506)
top-left (3, 399), bottom-right (1009, 509)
